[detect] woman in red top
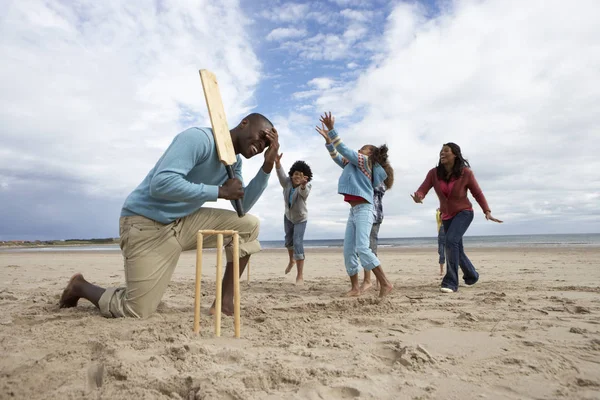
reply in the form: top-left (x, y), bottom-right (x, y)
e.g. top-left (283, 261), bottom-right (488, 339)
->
top-left (411, 143), bottom-right (502, 293)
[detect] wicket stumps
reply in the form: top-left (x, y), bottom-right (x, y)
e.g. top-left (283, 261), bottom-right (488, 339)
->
top-left (193, 230), bottom-right (241, 338)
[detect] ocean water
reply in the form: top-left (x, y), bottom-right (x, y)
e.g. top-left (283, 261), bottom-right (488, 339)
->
top-left (1, 233), bottom-right (599, 253)
top-left (263, 233), bottom-right (600, 249)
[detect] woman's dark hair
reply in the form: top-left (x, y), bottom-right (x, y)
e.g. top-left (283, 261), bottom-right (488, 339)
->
top-left (289, 160), bottom-right (313, 182)
top-left (436, 142), bottom-right (470, 182)
top-left (370, 144), bottom-right (394, 189)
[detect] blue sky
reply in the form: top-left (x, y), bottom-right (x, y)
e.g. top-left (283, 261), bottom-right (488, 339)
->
top-left (1, 0), bottom-right (599, 241)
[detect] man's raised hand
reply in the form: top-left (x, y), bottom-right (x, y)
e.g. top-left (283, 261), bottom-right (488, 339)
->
top-left (262, 128), bottom-right (280, 173)
top-left (264, 128), bottom-right (280, 164)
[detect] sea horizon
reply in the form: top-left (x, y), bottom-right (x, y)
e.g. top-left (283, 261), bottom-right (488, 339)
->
top-left (1, 233), bottom-right (599, 252)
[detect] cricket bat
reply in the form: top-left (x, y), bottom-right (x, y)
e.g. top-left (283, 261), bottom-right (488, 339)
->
top-left (199, 69), bottom-right (244, 218)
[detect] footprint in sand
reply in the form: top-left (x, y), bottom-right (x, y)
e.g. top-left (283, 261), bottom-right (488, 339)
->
top-left (86, 363), bottom-right (104, 390)
top-left (374, 341), bottom-right (436, 369)
top-left (297, 383), bottom-right (361, 399)
top-left (576, 378), bottom-right (600, 388)
top-left (569, 327), bottom-right (587, 334)
top-left (329, 387), bottom-right (361, 398)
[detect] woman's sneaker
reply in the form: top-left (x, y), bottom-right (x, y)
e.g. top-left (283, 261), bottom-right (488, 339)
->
top-left (440, 287), bottom-right (455, 293)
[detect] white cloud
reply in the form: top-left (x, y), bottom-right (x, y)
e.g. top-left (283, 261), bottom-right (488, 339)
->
top-left (292, 90), bottom-right (321, 100)
top-left (261, 3), bottom-right (310, 22)
top-left (308, 77), bottom-right (335, 90)
top-left (269, 17), bottom-right (375, 61)
top-left (283, 30), bottom-right (364, 61)
top-left (340, 8), bottom-right (374, 22)
top-left (305, 11), bottom-right (330, 24)
top-left (266, 27), bottom-right (307, 41)
top-left (329, 0), bottom-right (373, 7)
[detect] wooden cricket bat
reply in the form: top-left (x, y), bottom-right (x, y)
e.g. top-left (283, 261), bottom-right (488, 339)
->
top-left (199, 69), bottom-right (244, 218)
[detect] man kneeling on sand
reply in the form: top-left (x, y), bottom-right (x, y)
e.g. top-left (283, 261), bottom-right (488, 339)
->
top-left (59, 113), bottom-right (279, 318)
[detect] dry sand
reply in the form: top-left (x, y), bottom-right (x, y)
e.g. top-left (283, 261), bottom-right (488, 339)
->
top-left (1, 246), bottom-right (599, 399)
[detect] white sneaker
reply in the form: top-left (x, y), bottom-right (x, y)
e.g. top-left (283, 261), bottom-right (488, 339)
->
top-left (440, 287), bottom-right (454, 293)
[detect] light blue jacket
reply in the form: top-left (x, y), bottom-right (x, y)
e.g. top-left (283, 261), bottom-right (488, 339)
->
top-left (325, 128), bottom-right (387, 203)
top-left (121, 127), bottom-right (270, 224)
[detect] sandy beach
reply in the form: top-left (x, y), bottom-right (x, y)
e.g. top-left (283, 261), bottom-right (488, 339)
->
top-left (1, 246), bottom-right (599, 399)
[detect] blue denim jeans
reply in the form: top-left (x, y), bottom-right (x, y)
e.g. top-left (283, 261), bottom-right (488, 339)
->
top-left (344, 203), bottom-right (380, 276)
top-left (441, 210), bottom-right (479, 291)
top-left (437, 225), bottom-right (446, 264)
top-left (284, 216), bottom-right (307, 260)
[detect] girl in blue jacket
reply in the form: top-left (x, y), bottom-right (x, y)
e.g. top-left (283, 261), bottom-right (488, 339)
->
top-left (316, 112), bottom-right (394, 297)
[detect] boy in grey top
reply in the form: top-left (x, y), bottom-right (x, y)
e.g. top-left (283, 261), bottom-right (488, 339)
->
top-left (275, 154), bottom-right (313, 285)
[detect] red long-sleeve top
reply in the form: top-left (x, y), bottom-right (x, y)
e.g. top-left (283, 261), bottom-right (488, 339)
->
top-left (416, 167), bottom-right (491, 220)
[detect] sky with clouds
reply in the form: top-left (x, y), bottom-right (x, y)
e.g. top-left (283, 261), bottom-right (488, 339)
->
top-left (1, 0), bottom-right (599, 241)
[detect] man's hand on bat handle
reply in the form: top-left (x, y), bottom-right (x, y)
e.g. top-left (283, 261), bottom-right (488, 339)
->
top-left (218, 178), bottom-right (244, 200)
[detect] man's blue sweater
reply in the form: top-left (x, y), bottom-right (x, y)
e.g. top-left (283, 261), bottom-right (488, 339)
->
top-left (121, 127), bottom-right (270, 224)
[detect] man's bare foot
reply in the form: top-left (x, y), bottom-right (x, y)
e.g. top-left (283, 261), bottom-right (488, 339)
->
top-left (295, 277), bottom-right (304, 286)
top-left (59, 273), bottom-right (85, 308)
top-left (208, 301), bottom-right (234, 316)
top-left (360, 281), bottom-right (372, 292)
top-left (344, 288), bottom-right (362, 297)
top-left (285, 261), bottom-right (295, 274)
top-left (379, 283), bottom-right (393, 298)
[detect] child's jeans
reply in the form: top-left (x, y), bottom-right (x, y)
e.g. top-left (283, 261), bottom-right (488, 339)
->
top-left (438, 225), bottom-right (446, 264)
top-left (369, 222), bottom-right (381, 256)
top-left (343, 203), bottom-right (380, 276)
top-left (284, 216), bottom-right (307, 260)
